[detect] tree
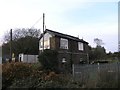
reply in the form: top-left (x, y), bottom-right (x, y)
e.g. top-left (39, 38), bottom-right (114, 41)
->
top-left (12, 36), bottom-right (39, 55)
top-left (89, 46), bottom-right (106, 62)
top-left (88, 38), bottom-right (106, 62)
top-left (94, 38), bottom-right (104, 47)
top-left (106, 52), bottom-right (120, 61)
top-left (88, 45), bottom-right (96, 62)
top-left (3, 28), bottom-right (41, 43)
top-left (2, 28), bottom-right (41, 60)
top-left (94, 46), bottom-right (106, 60)
top-left (38, 49), bottom-right (59, 72)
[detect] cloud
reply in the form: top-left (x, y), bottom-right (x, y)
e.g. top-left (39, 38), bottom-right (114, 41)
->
top-left (0, 0), bottom-right (118, 52)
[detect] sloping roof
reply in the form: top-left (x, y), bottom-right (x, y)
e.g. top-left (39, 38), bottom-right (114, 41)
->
top-left (40, 29), bottom-right (88, 44)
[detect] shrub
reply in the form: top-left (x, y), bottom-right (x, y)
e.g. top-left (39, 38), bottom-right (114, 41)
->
top-left (2, 62), bottom-right (35, 89)
top-left (38, 49), bottom-right (59, 72)
top-left (2, 62), bottom-right (84, 88)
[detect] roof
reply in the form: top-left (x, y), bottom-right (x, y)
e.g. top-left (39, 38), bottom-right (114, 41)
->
top-left (40, 29), bottom-right (88, 44)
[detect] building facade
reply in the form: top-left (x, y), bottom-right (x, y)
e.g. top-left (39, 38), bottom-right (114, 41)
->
top-left (39, 29), bottom-right (89, 72)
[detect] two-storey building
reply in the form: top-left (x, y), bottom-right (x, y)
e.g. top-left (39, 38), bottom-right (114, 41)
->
top-left (39, 29), bottom-right (89, 72)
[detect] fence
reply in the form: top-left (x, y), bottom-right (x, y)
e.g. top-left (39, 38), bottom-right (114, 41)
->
top-left (72, 62), bottom-right (120, 88)
top-left (19, 54), bottom-right (38, 63)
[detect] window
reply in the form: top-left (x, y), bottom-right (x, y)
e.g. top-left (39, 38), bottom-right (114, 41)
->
top-left (78, 42), bottom-right (83, 50)
top-left (60, 38), bottom-right (68, 49)
top-left (80, 58), bottom-right (83, 62)
top-left (44, 40), bottom-right (50, 49)
top-left (40, 40), bottom-right (50, 50)
top-left (62, 58), bottom-right (66, 63)
top-left (39, 33), bottom-right (52, 50)
top-left (39, 41), bottom-right (43, 50)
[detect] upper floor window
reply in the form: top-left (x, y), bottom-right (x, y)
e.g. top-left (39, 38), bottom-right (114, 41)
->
top-left (78, 42), bottom-right (83, 51)
top-left (60, 38), bottom-right (68, 49)
top-left (39, 33), bottom-right (52, 50)
top-left (44, 40), bottom-right (50, 49)
top-left (39, 40), bottom-right (50, 50)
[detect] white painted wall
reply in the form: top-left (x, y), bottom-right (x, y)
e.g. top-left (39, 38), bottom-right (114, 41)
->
top-left (19, 54), bottom-right (38, 63)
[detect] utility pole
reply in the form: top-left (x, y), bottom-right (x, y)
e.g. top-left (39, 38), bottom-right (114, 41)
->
top-left (43, 13), bottom-right (45, 51)
top-left (10, 29), bottom-right (12, 62)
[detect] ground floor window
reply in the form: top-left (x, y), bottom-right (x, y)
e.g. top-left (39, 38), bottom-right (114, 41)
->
top-left (62, 57), bottom-right (66, 63)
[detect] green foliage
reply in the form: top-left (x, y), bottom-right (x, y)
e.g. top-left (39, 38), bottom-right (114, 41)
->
top-left (89, 44), bottom-right (119, 63)
top-left (94, 46), bottom-right (106, 60)
top-left (2, 62), bottom-right (82, 88)
top-left (13, 36), bottom-right (39, 55)
top-left (106, 52), bottom-right (119, 61)
top-left (2, 28), bottom-right (40, 59)
top-left (2, 36), bottom-right (39, 57)
top-left (2, 62), bottom-right (120, 88)
top-left (88, 46), bottom-right (106, 62)
top-left (38, 49), bottom-right (59, 72)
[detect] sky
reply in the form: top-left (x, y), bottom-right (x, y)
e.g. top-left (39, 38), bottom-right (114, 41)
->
top-left (0, 0), bottom-right (119, 53)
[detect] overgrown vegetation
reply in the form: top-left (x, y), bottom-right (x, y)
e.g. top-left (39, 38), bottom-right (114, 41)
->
top-left (38, 49), bottom-right (59, 73)
top-left (2, 62), bottom-right (120, 89)
top-left (88, 45), bottom-right (119, 63)
top-left (2, 62), bottom-right (83, 88)
top-left (2, 28), bottom-right (40, 62)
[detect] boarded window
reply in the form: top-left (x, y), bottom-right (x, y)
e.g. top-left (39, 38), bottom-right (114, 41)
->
top-left (60, 38), bottom-right (68, 49)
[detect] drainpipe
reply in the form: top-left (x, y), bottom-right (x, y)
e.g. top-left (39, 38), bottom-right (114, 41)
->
top-left (87, 53), bottom-right (89, 64)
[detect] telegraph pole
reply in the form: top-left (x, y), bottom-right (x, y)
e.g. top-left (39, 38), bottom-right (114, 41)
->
top-left (43, 13), bottom-right (45, 51)
top-left (10, 29), bottom-right (12, 62)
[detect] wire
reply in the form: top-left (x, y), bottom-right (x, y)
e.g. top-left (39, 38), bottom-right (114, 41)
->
top-left (30, 16), bottom-right (42, 29)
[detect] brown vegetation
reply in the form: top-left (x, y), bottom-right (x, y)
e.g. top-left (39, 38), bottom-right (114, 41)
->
top-left (2, 62), bottom-right (120, 88)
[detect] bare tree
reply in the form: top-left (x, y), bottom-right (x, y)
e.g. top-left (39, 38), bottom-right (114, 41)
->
top-left (2, 28), bottom-right (41, 58)
top-left (94, 38), bottom-right (104, 47)
top-left (3, 28), bottom-right (41, 43)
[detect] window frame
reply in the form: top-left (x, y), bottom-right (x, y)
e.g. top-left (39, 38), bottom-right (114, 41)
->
top-left (60, 38), bottom-right (68, 49)
top-left (78, 42), bottom-right (84, 51)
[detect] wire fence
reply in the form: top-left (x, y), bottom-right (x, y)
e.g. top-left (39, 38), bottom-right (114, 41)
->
top-left (72, 62), bottom-right (120, 88)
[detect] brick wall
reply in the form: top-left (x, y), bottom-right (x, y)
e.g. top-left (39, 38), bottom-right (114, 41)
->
top-left (46, 35), bottom-right (89, 72)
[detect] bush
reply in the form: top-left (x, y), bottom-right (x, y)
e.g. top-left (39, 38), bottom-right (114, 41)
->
top-left (38, 49), bottom-right (59, 72)
top-left (2, 62), bottom-right (84, 88)
top-left (2, 62), bottom-right (30, 88)
top-left (2, 62), bottom-right (120, 88)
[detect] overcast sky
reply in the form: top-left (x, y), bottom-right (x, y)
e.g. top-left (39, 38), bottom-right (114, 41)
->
top-left (0, 0), bottom-right (119, 53)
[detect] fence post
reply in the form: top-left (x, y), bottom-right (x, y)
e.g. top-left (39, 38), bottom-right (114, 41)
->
top-left (27, 55), bottom-right (28, 63)
top-left (97, 63), bottom-right (100, 72)
top-left (72, 64), bottom-right (74, 77)
top-left (118, 62), bottom-right (119, 88)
